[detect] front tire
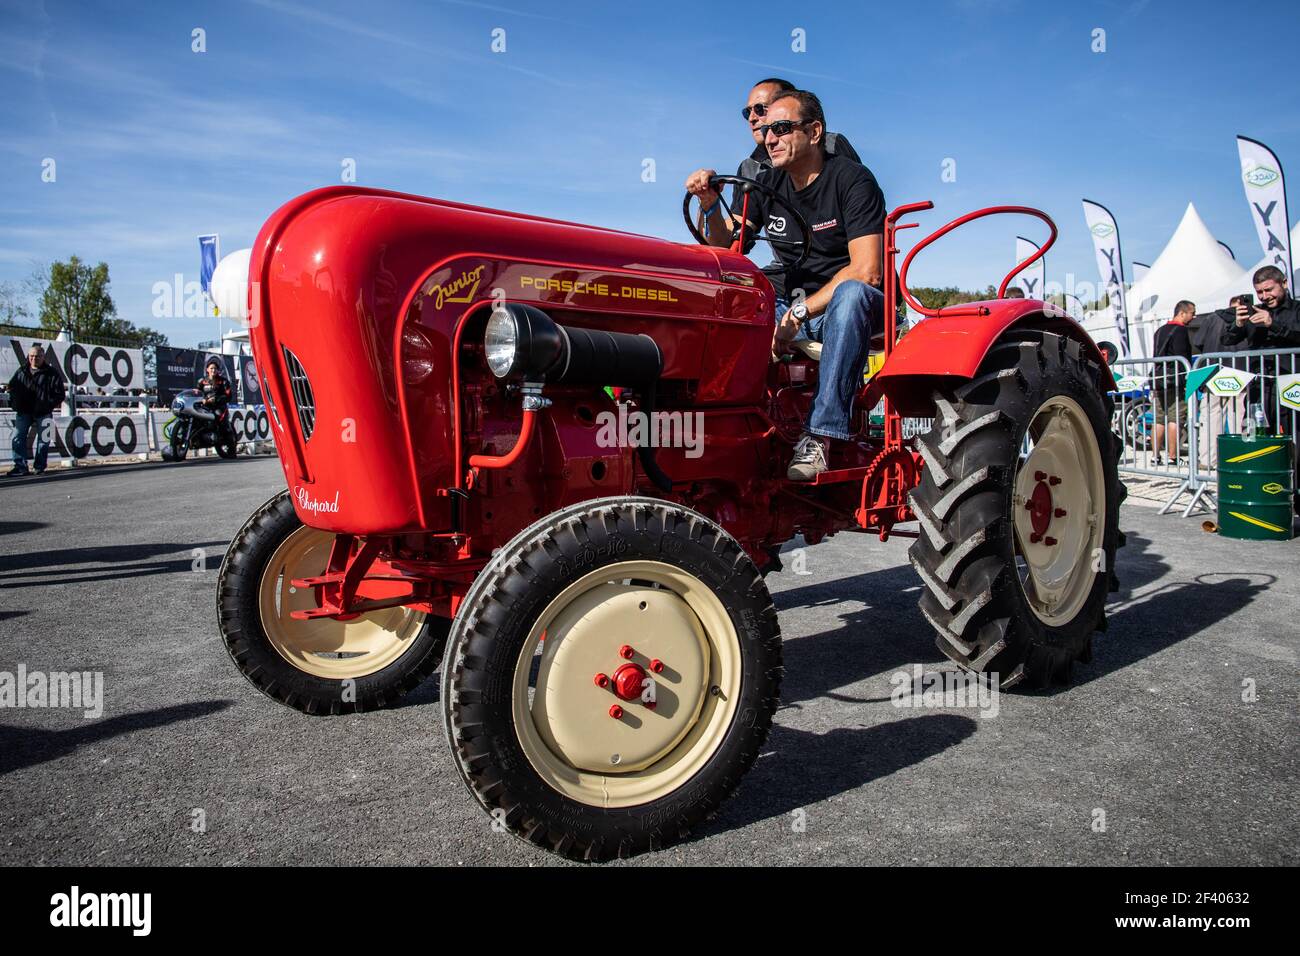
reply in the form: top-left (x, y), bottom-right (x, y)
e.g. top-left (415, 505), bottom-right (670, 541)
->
top-left (441, 496), bottom-right (781, 861)
top-left (169, 420), bottom-right (190, 461)
top-left (909, 330), bottom-right (1125, 689)
top-left (216, 491), bottom-right (449, 715)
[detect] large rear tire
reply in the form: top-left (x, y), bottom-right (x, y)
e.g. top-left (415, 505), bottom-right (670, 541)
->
top-left (441, 496), bottom-right (781, 861)
top-left (217, 490), bottom-right (449, 715)
top-left (908, 330), bottom-right (1125, 689)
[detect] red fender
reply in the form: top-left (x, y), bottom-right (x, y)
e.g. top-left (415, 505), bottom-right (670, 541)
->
top-left (873, 300), bottom-right (1116, 418)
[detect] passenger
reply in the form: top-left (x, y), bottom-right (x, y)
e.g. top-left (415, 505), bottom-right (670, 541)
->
top-left (686, 89), bottom-right (886, 480)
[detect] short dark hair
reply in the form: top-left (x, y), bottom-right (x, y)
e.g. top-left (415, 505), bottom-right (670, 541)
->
top-left (1004, 286), bottom-right (1026, 298)
top-left (1174, 300), bottom-right (1195, 317)
top-left (770, 89), bottom-right (826, 147)
top-left (753, 77), bottom-right (796, 94)
top-left (1253, 265), bottom-right (1287, 286)
top-left (1229, 294), bottom-right (1249, 308)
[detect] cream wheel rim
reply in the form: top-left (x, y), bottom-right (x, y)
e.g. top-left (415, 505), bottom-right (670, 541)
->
top-left (1013, 395), bottom-right (1106, 625)
top-left (258, 526), bottom-right (426, 680)
top-left (511, 560), bottom-right (742, 808)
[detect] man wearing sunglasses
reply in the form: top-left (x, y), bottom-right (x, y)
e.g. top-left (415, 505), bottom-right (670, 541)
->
top-left (737, 78), bottom-right (860, 183)
top-left (685, 90), bottom-right (885, 481)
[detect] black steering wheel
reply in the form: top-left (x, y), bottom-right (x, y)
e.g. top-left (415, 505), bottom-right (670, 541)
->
top-left (682, 174), bottom-right (812, 276)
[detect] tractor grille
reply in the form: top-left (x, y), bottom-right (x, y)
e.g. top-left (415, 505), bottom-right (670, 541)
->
top-left (282, 347), bottom-right (316, 440)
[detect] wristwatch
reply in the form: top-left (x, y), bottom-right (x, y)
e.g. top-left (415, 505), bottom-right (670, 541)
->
top-left (789, 302), bottom-right (809, 325)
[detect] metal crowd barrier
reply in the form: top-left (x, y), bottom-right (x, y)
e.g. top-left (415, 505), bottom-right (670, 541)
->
top-left (1107, 355), bottom-right (1203, 514)
top-left (1190, 348), bottom-right (1300, 515)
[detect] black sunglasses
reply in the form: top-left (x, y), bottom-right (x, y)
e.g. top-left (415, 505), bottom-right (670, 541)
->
top-left (741, 102), bottom-right (769, 121)
top-left (757, 119), bottom-right (809, 138)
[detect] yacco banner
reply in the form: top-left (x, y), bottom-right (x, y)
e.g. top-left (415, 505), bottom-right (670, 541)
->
top-left (0, 411), bottom-right (148, 463)
top-left (155, 346), bottom-right (236, 405)
top-left (1275, 372), bottom-right (1300, 412)
top-left (2, 337), bottom-right (145, 393)
top-left (1082, 199), bottom-right (1130, 354)
top-left (1237, 136), bottom-right (1292, 284)
top-left (1131, 262), bottom-right (1150, 284)
top-left (1013, 236), bottom-right (1044, 298)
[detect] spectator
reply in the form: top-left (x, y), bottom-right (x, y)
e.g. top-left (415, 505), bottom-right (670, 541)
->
top-left (3, 344), bottom-right (67, 477)
top-left (1225, 265), bottom-right (1300, 350)
top-left (1152, 300), bottom-right (1194, 466)
top-left (1004, 286), bottom-right (1026, 299)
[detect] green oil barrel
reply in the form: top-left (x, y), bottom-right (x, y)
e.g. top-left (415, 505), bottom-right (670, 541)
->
top-left (1216, 434), bottom-right (1295, 541)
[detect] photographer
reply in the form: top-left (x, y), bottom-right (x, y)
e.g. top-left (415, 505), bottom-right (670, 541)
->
top-left (3, 344), bottom-right (67, 477)
top-left (1225, 266), bottom-right (1300, 349)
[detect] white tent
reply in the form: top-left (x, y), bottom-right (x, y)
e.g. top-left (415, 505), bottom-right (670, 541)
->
top-left (1082, 203), bottom-right (1247, 357)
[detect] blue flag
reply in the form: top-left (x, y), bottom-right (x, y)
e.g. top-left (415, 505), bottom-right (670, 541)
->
top-left (199, 235), bottom-right (219, 294)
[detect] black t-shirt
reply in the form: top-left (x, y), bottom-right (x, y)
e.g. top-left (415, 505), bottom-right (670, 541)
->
top-left (735, 153), bottom-right (886, 301)
top-left (1153, 322), bottom-right (1192, 363)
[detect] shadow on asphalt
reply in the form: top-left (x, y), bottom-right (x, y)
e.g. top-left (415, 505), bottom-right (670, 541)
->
top-left (0, 540), bottom-right (229, 585)
top-left (703, 713), bottom-right (978, 837)
top-left (0, 520), bottom-right (49, 537)
top-left (0, 700), bottom-right (236, 775)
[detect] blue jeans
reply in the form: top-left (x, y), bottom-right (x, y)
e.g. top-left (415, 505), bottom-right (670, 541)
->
top-left (10, 413), bottom-right (53, 472)
top-left (779, 280), bottom-right (884, 440)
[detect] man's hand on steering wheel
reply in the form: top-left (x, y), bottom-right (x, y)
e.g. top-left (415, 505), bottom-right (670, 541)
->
top-left (685, 168), bottom-right (721, 210)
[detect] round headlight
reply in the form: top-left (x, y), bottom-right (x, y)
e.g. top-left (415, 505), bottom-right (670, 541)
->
top-left (484, 308), bottom-right (519, 378)
top-left (171, 397), bottom-right (184, 413)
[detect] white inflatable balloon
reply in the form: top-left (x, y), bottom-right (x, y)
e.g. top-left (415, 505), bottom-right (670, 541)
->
top-left (211, 247), bottom-right (253, 324)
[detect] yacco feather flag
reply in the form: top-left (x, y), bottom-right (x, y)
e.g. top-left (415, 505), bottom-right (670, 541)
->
top-left (1218, 241), bottom-right (1235, 262)
top-left (1236, 136), bottom-right (1292, 284)
top-left (1082, 199), bottom-right (1129, 354)
top-left (1131, 261), bottom-right (1150, 284)
top-left (199, 234), bottom-right (219, 297)
top-left (1013, 236), bottom-right (1044, 298)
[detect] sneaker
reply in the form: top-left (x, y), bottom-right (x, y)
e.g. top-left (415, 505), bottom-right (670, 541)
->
top-left (787, 433), bottom-right (829, 481)
top-left (4, 468), bottom-right (30, 477)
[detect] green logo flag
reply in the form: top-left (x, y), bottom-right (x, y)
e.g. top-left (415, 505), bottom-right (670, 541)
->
top-left (1185, 364), bottom-right (1219, 400)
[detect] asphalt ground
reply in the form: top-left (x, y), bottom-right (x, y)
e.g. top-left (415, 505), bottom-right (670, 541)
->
top-left (1, 456), bottom-right (1296, 866)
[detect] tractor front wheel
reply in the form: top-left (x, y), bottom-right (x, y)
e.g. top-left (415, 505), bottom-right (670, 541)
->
top-left (440, 497), bottom-right (781, 861)
top-left (909, 330), bottom-right (1125, 688)
top-left (216, 490), bottom-right (449, 714)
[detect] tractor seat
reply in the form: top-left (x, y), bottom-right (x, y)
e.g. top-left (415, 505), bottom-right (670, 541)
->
top-left (792, 330), bottom-right (887, 362)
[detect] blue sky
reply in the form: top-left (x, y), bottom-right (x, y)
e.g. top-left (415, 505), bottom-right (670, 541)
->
top-left (1, 0), bottom-right (1297, 346)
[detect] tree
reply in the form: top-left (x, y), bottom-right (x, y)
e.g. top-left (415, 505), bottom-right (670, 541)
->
top-left (32, 256), bottom-right (168, 348)
top-left (37, 256), bottom-right (117, 338)
top-left (0, 280), bottom-right (30, 325)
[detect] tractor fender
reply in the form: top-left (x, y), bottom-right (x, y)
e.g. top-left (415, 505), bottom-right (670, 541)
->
top-left (873, 301), bottom-right (1116, 417)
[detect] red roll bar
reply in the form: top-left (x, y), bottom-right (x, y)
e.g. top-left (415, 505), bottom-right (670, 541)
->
top-left (894, 204), bottom-right (1057, 319)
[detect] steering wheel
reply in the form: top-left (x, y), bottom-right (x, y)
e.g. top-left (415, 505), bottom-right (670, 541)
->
top-left (682, 174), bottom-right (812, 277)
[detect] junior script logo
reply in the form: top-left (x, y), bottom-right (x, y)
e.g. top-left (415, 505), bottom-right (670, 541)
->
top-left (296, 486), bottom-right (340, 515)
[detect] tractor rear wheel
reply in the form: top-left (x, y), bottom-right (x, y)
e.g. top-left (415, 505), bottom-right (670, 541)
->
top-left (440, 496), bottom-right (781, 861)
top-left (217, 490), bottom-right (449, 715)
top-left (908, 330), bottom-right (1125, 689)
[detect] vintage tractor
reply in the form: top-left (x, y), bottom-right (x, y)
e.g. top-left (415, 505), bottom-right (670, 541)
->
top-left (217, 182), bottom-right (1124, 860)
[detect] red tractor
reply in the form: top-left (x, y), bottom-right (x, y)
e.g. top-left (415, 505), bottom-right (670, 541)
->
top-left (217, 182), bottom-right (1124, 860)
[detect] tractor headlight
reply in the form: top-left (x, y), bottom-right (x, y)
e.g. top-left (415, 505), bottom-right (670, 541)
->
top-left (483, 304), bottom-right (566, 380)
top-left (484, 308), bottom-right (520, 378)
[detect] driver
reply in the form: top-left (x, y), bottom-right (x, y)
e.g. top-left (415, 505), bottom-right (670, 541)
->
top-left (199, 358), bottom-right (234, 434)
top-left (685, 89), bottom-right (886, 481)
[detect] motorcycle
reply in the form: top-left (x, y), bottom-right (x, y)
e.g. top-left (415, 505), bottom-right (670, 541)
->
top-left (163, 389), bottom-right (238, 461)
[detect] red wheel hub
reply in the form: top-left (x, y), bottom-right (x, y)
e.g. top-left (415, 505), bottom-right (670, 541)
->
top-left (611, 663), bottom-right (647, 701)
top-left (1027, 479), bottom-right (1054, 538)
